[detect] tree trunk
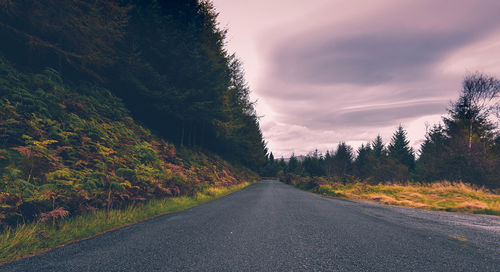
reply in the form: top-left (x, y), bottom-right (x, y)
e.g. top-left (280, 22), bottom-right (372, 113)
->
top-left (192, 124), bottom-right (196, 147)
top-left (200, 123), bottom-right (205, 147)
top-left (180, 124), bottom-right (184, 147)
top-left (468, 118), bottom-right (473, 151)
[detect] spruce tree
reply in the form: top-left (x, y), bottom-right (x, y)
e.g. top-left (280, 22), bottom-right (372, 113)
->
top-left (388, 125), bottom-right (415, 171)
top-left (269, 152), bottom-right (275, 163)
top-left (415, 124), bottom-right (449, 182)
top-left (354, 143), bottom-right (375, 179)
top-left (288, 153), bottom-right (299, 174)
top-left (323, 150), bottom-right (334, 176)
top-left (333, 142), bottom-right (354, 176)
top-left (372, 135), bottom-right (386, 158)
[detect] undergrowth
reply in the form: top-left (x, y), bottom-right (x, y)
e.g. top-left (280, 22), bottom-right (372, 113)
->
top-left (0, 56), bottom-right (258, 229)
top-left (282, 174), bottom-right (500, 215)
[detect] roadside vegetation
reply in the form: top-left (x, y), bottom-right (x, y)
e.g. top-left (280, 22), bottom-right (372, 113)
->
top-left (0, 182), bottom-right (253, 265)
top-left (282, 175), bottom-right (500, 215)
top-left (0, 56), bottom-right (258, 231)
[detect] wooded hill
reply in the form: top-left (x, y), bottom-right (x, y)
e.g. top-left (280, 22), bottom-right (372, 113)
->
top-left (0, 0), bottom-right (265, 229)
top-left (0, 0), bottom-right (267, 169)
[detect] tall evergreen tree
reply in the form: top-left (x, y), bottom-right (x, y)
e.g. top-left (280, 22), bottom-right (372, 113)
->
top-left (288, 153), bottom-right (299, 174)
top-left (388, 125), bottom-right (415, 171)
top-left (278, 157), bottom-right (287, 173)
top-left (324, 150), bottom-right (334, 176)
top-left (354, 143), bottom-right (375, 179)
top-left (372, 135), bottom-right (386, 158)
top-left (302, 150), bottom-right (324, 177)
top-left (415, 124), bottom-right (450, 182)
top-left (333, 142), bottom-right (354, 177)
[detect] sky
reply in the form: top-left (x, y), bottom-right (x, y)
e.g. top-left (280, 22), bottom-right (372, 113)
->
top-left (211, 0), bottom-right (500, 158)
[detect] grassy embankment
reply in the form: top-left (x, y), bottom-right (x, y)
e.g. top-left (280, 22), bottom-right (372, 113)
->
top-left (0, 182), bottom-right (254, 265)
top-left (282, 176), bottom-right (500, 215)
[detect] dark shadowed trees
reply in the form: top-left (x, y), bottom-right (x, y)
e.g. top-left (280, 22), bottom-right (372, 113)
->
top-left (354, 144), bottom-right (375, 180)
top-left (0, 0), bottom-right (130, 79)
top-left (303, 149), bottom-right (325, 177)
top-left (288, 153), bottom-right (299, 174)
top-left (0, 0), bottom-right (268, 171)
top-left (333, 142), bottom-right (354, 177)
top-left (448, 73), bottom-right (500, 151)
top-left (438, 73), bottom-right (500, 187)
top-left (415, 124), bottom-right (450, 182)
top-left (388, 125), bottom-right (415, 171)
top-left (323, 150), bottom-right (334, 176)
top-left (372, 135), bottom-right (386, 159)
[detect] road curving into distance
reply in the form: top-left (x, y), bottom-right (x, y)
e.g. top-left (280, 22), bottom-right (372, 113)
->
top-left (2, 180), bottom-right (499, 271)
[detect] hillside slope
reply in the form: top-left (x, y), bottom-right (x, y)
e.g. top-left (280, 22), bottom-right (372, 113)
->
top-left (0, 0), bottom-right (268, 170)
top-left (0, 57), bottom-right (259, 230)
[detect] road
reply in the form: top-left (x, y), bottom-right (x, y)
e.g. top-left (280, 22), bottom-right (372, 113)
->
top-left (2, 180), bottom-right (500, 271)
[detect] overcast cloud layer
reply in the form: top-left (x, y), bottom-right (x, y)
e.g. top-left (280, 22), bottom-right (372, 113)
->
top-left (213, 0), bottom-right (500, 157)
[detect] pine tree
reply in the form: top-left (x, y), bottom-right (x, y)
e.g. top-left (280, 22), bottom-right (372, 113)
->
top-left (333, 142), bottom-right (354, 177)
top-left (288, 153), bottom-right (299, 174)
top-left (371, 135), bottom-right (386, 158)
top-left (278, 157), bottom-right (287, 172)
top-left (354, 143), bottom-right (375, 179)
top-left (388, 125), bottom-right (415, 171)
top-left (302, 150), bottom-right (324, 177)
top-left (324, 150), bottom-right (334, 176)
top-left (415, 124), bottom-right (450, 182)
top-left (269, 152), bottom-right (275, 163)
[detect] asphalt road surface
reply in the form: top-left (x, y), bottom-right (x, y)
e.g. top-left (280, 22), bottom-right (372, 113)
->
top-left (2, 180), bottom-right (500, 271)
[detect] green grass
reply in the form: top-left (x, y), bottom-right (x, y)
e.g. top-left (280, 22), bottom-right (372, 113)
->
top-left (0, 182), bottom-right (254, 265)
top-left (313, 181), bottom-right (500, 215)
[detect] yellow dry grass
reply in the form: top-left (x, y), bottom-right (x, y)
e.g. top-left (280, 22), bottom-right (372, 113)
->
top-left (316, 181), bottom-right (500, 215)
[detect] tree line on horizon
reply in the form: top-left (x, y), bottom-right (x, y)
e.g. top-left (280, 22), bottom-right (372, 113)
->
top-left (0, 0), bottom-right (268, 171)
top-left (268, 73), bottom-right (500, 188)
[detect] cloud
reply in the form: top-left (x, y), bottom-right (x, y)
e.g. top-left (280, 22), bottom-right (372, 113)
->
top-left (274, 32), bottom-right (469, 86)
top-left (268, 1), bottom-right (500, 87)
top-left (213, 0), bottom-right (500, 156)
top-left (313, 100), bottom-right (447, 129)
top-left (250, 0), bottom-right (500, 156)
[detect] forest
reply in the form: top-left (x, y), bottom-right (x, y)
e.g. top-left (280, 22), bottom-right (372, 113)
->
top-left (269, 73), bottom-right (500, 189)
top-left (0, 0), bottom-right (267, 169)
top-left (0, 0), bottom-right (266, 230)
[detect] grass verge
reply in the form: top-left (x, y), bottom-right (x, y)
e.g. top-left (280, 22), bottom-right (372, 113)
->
top-left (312, 181), bottom-right (500, 215)
top-left (0, 182), bottom-right (255, 265)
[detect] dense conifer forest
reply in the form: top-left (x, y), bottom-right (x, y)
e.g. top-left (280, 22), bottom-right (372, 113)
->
top-left (0, 0), bottom-right (266, 229)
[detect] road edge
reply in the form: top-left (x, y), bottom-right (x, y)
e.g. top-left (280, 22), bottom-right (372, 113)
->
top-left (0, 180), bottom-right (260, 267)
